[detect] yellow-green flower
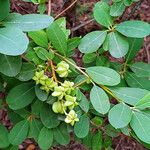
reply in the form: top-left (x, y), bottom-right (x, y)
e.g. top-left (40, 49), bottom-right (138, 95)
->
top-left (65, 110), bottom-right (79, 126)
top-left (64, 95), bottom-right (78, 110)
top-left (52, 101), bottom-right (65, 114)
top-left (32, 70), bottom-right (48, 85)
top-left (52, 86), bottom-right (65, 100)
top-left (40, 78), bottom-right (57, 93)
top-left (56, 61), bottom-right (70, 78)
top-left (61, 80), bottom-right (74, 94)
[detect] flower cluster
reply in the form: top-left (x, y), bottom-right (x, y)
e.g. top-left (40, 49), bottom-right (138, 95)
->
top-left (33, 61), bottom-right (79, 126)
top-left (32, 70), bottom-right (57, 93)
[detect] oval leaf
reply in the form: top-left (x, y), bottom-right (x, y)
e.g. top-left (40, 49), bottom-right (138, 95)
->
top-left (40, 104), bottom-right (60, 128)
top-left (9, 120), bottom-right (29, 145)
top-left (108, 103), bottom-right (132, 129)
top-left (110, 87), bottom-right (149, 105)
top-left (53, 123), bottom-right (70, 145)
top-left (28, 30), bottom-right (48, 48)
top-left (116, 21), bottom-right (150, 38)
top-left (90, 85), bottom-right (110, 114)
top-left (0, 0), bottom-right (10, 21)
top-left (130, 62), bottom-right (150, 78)
top-left (4, 13), bottom-right (54, 31)
top-left (6, 83), bottom-right (35, 110)
top-left (0, 124), bottom-right (10, 148)
top-left (38, 127), bottom-right (53, 150)
top-left (110, 1), bottom-right (125, 17)
top-left (28, 119), bottom-right (43, 141)
top-left (47, 22), bottom-right (67, 56)
top-left (35, 85), bottom-right (48, 101)
top-left (78, 31), bottom-right (107, 53)
top-left (74, 114), bottom-right (90, 138)
top-left (108, 32), bottom-right (129, 58)
top-left (16, 62), bottom-right (35, 81)
top-left (130, 111), bottom-right (150, 144)
top-left (0, 27), bottom-right (29, 56)
top-left (0, 54), bottom-right (22, 77)
top-left (93, 2), bottom-right (113, 28)
top-left (86, 66), bottom-right (120, 86)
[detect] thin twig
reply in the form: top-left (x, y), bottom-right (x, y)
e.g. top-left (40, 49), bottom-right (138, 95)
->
top-left (71, 19), bottom-right (95, 32)
top-left (47, 0), bottom-right (51, 15)
top-left (55, 0), bottom-right (77, 19)
top-left (144, 44), bottom-right (150, 64)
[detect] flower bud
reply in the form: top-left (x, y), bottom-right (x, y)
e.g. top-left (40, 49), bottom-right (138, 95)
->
top-left (64, 95), bottom-right (78, 110)
top-left (65, 110), bottom-right (79, 126)
top-left (52, 86), bottom-right (65, 100)
top-left (32, 70), bottom-right (48, 85)
top-left (52, 101), bottom-right (65, 114)
top-left (56, 61), bottom-right (70, 78)
top-left (61, 80), bottom-right (74, 94)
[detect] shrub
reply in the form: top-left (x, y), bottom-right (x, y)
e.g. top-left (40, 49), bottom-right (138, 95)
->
top-left (0, 0), bottom-right (150, 149)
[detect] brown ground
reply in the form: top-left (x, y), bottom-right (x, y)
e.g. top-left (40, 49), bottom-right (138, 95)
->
top-left (1, 0), bottom-right (150, 149)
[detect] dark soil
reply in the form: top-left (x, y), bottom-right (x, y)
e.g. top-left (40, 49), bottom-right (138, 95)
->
top-left (0, 0), bottom-right (150, 149)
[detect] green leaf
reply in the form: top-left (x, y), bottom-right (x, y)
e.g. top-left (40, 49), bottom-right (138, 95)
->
top-left (35, 85), bottom-right (48, 101)
top-left (108, 32), bottom-right (129, 58)
top-left (67, 37), bottom-right (81, 52)
top-left (116, 21), bottom-right (150, 38)
top-left (90, 85), bottom-right (110, 114)
top-left (86, 66), bottom-right (120, 86)
top-left (0, 0), bottom-right (10, 21)
top-left (108, 103), bottom-right (132, 128)
top-left (125, 72), bottom-right (150, 90)
top-left (78, 31), bottom-right (107, 53)
top-left (16, 62), bottom-right (35, 81)
top-left (14, 109), bottom-right (30, 119)
top-left (130, 62), bottom-right (150, 77)
top-left (6, 145), bottom-right (18, 150)
top-left (92, 130), bottom-right (102, 150)
top-left (31, 100), bottom-right (43, 116)
top-left (38, 127), bottom-right (53, 150)
top-left (79, 92), bottom-right (89, 113)
top-left (6, 83), bottom-right (35, 110)
top-left (28, 119), bottom-right (43, 141)
top-left (93, 2), bottom-right (113, 28)
top-left (40, 104), bottom-right (60, 128)
top-left (0, 27), bottom-right (29, 56)
top-left (125, 38), bottom-right (144, 62)
top-left (28, 30), bottom-right (48, 48)
top-left (82, 132), bottom-right (93, 149)
top-left (0, 124), bottom-right (10, 148)
top-left (53, 123), bottom-right (70, 145)
top-left (110, 87), bottom-right (149, 105)
top-left (135, 92), bottom-right (150, 110)
top-left (124, 0), bottom-right (133, 6)
top-left (83, 53), bottom-right (97, 64)
top-left (96, 56), bottom-right (110, 67)
top-left (25, 50), bottom-right (41, 65)
top-left (47, 22), bottom-right (67, 56)
top-left (130, 111), bottom-right (150, 144)
top-left (4, 13), bottom-right (54, 31)
top-left (0, 54), bottom-right (22, 77)
top-left (110, 1), bottom-right (125, 17)
top-left (9, 120), bottom-right (29, 145)
top-left (34, 47), bottom-right (54, 60)
top-left (74, 114), bottom-right (90, 138)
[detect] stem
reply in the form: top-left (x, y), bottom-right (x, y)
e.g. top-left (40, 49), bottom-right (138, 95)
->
top-left (74, 79), bottom-right (88, 88)
top-left (55, 0), bottom-right (77, 19)
top-left (49, 60), bottom-right (59, 83)
top-left (47, 0), bottom-right (51, 15)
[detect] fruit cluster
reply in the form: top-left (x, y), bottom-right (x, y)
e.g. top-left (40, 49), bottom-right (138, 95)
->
top-left (33, 61), bottom-right (79, 126)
